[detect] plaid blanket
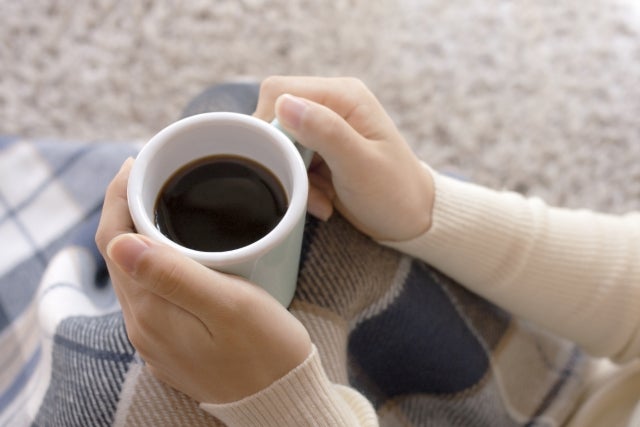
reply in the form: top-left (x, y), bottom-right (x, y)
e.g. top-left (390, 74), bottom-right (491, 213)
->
top-left (0, 136), bottom-right (592, 426)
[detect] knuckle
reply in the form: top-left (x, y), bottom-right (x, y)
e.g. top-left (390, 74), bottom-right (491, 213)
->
top-left (341, 78), bottom-right (376, 108)
top-left (343, 76), bottom-right (363, 87)
top-left (341, 77), bottom-right (367, 94)
top-left (259, 76), bottom-right (284, 97)
top-left (94, 226), bottom-right (109, 255)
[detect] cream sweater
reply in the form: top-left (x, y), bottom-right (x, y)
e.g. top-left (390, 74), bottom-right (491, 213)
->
top-left (201, 171), bottom-right (640, 426)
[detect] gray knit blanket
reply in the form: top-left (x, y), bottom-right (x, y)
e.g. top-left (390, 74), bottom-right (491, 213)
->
top-left (0, 137), bottom-right (592, 426)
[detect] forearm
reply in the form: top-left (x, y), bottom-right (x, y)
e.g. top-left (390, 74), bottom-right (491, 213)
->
top-left (383, 170), bottom-right (640, 362)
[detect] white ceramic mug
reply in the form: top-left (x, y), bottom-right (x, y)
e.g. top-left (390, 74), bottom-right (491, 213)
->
top-left (127, 112), bottom-right (311, 307)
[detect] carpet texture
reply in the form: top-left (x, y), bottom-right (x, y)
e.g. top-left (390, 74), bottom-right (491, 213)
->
top-left (1, 0), bottom-right (639, 212)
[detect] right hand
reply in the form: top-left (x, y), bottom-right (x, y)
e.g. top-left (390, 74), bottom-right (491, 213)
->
top-left (254, 76), bottom-right (435, 242)
top-left (95, 160), bottom-right (312, 405)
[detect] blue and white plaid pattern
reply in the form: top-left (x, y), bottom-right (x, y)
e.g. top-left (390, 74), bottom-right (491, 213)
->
top-left (0, 138), bottom-right (137, 426)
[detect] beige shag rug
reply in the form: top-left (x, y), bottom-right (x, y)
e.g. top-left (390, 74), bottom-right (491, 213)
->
top-left (2, 0), bottom-right (639, 213)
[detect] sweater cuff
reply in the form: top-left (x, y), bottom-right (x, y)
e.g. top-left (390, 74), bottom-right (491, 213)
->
top-left (199, 345), bottom-right (371, 427)
top-left (379, 171), bottom-right (511, 278)
top-left (378, 170), bottom-right (547, 295)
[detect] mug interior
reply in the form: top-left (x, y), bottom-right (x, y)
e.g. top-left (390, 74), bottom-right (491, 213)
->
top-left (129, 113), bottom-right (307, 259)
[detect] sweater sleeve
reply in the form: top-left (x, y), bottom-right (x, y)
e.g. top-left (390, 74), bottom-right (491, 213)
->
top-left (382, 170), bottom-right (640, 363)
top-left (199, 345), bottom-right (378, 427)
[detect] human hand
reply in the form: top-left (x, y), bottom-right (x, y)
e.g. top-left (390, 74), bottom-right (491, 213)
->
top-left (95, 159), bottom-right (312, 404)
top-left (255, 76), bottom-right (435, 242)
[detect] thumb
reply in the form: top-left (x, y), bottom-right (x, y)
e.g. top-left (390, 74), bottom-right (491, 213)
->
top-left (274, 94), bottom-right (368, 170)
top-left (107, 234), bottom-right (239, 317)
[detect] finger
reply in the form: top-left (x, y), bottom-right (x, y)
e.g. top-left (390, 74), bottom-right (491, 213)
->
top-left (309, 153), bottom-right (325, 170)
top-left (95, 158), bottom-right (137, 326)
top-left (95, 158), bottom-right (135, 257)
top-left (254, 76), bottom-right (374, 122)
top-left (105, 264), bottom-right (137, 326)
top-left (307, 184), bottom-right (334, 222)
top-left (106, 233), bottom-right (253, 319)
top-left (309, 169), bottom-right (335, 200)
top-left (105, 249), bottom-right (212, 363)
top-left (306, 155), bottom-right (336, 220)
top-left (274, 94), bottom-right (372, 173)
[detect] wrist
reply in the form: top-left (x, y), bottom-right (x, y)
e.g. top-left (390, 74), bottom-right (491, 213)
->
top-left (377, 161), bottom-right (434, 243)
top-left (200, 345), bottom-right (361, 426)
top-left (413, 161), bottom-right (435, 236)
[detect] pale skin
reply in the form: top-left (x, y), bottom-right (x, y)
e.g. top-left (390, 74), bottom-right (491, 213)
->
top-left (95, 76), bottom-right (435, 404)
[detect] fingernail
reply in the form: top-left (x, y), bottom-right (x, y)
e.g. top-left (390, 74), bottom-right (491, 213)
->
top-left (317, 206), bottom-right (333, 222)
top-left (277, 94), bottom-right (308, 130)
top-left (107, 234), bottom-right (150, 275)
top-left (309, 202), bottom-right (334, 222)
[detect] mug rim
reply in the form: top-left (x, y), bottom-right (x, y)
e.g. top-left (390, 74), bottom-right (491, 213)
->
top-left (127, 112), bottom-right (309, 266)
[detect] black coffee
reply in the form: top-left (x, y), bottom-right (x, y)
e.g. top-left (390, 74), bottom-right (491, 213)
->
top-left (154, 155), bottom-right (288, 252)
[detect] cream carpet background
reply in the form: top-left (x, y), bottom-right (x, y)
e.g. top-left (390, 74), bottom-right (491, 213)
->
top-left (2, 0), bottom-right (639, 213)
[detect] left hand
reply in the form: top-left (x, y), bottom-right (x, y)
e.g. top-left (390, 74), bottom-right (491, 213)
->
top-left (254, 76), bottom-right (434, 242)
top-left (95, 159), bottom-right (312, 404)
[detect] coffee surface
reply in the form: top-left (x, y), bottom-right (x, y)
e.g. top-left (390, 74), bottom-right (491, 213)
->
top-left (155, 155), bottom-right (288, 252)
